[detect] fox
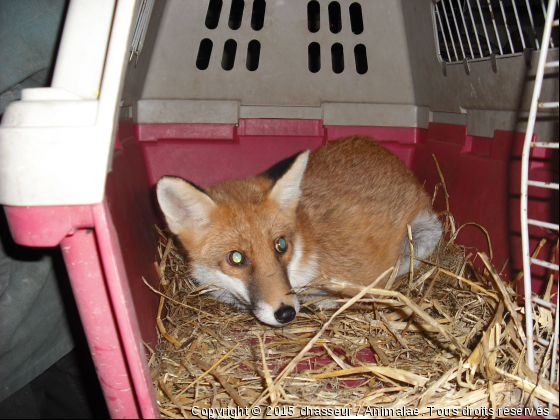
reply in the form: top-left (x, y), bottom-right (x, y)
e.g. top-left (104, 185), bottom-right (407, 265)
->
top-left (157, 136), bottom-right (442, 327)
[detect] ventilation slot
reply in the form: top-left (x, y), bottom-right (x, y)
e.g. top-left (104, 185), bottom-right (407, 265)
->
top-left (349, 3), bottom-right (363, 35)
top-left (251, 0), bottom-right (266, 31)
top-left (328, 2), bottom-right (342, 34)
top-left (222, 39), bottom-right (237, 70)
top-left (196, 39), bottom-right (213, 70)
top-left (307, 1), bottom-right (320, 33)
top-left (246, 40), bottom-right (261, 71)
top-left (228, 0), bottom-right (244, 30)
top-left (354, 44), bottom-right (367, 74)
top-left (308, 42), bottom-right (321, 73)
top-left (331, 43), bottom-right (344, 73)
top-left (205, 0), bottom-right (223, 29)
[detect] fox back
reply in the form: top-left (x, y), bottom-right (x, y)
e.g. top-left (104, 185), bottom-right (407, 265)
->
top-left (157, 136), bottom-right (442, 326)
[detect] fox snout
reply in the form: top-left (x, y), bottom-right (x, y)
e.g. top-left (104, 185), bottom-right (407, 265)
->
top-left (190, 261), bottom-right (300, 327)
top-left (253, 295), bottom-right (300, 326)
top-left (275, 304), bottom-right (297, 323)
top-left (250, 268), bottom-right (300, 326)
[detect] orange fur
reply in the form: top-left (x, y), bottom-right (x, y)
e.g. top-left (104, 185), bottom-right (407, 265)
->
top-left (157, 136), bottom-right (440, 326)
top-left (298, 136), bottom-right (431, 292)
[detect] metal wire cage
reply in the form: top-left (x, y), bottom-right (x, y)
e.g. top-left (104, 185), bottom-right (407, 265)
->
top-left (519, 0), bottom-right (559, 415)
top-left (432, 0), bottom-right (559, 68)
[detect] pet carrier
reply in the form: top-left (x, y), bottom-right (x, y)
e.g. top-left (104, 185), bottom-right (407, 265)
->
top-left (0, 0), bottom-right (557, 417)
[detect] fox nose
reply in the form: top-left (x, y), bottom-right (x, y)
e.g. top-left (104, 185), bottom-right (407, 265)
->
top-left (274, 304), bottom-right (296, 324)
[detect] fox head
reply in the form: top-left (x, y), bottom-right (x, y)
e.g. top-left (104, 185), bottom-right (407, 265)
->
top-left (157, 151), bottom-right (310, 326)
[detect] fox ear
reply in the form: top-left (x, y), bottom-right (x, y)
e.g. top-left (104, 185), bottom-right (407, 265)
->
top-left (157, 176), bottom-right (216, 235)
top-left (267, 150), bottom-right (310, 212)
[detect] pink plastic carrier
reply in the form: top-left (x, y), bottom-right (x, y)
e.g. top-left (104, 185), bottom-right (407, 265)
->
top-left (0, 0), bottom-right (557, 418)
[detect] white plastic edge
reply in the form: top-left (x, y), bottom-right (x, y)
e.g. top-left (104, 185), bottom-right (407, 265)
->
top-left (0, 0), bottom-right (138, 206)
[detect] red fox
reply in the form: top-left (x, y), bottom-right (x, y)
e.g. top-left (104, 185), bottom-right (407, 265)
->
top-left (157, 136), bottom-right (442, 326)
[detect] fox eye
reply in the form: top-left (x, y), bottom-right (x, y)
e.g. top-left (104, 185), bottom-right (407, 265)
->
top-left (275, 237), bottom-right (287, 253)
top-left (227, 251), bottom-right (245, 266)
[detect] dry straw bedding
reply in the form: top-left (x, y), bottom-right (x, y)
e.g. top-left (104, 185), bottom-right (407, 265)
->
top-left (146, 161), bottom-right (559, 419)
